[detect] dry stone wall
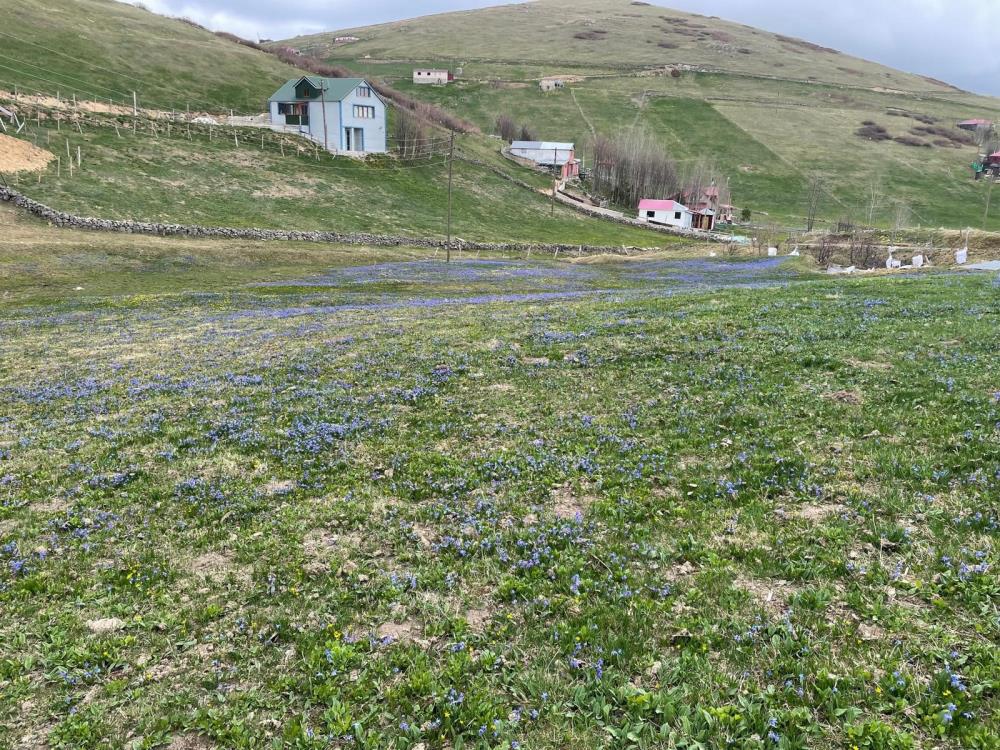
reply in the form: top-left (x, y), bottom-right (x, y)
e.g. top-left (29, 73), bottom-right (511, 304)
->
top-left (0, 186), bottom-right (655, 256)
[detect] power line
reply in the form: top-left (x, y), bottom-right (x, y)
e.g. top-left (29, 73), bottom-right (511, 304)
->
top-left (0, 53), bottom-right (132, 100)
top-left (0, 63), bottom-right (124, 107)
top-left (0, 29), bottom-right (264, 114)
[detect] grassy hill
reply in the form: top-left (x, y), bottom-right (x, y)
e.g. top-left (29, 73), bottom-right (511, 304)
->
top-left (285, 0), bottom-right (1000, 230)
top-left (0, 0), bottom-right (301, 112)
top-left (2, 118), bottom-right (675, 246)
top-left (0, 0), bottom-right (678, 245)
top-left (289, 0), bottom-right (962, 93)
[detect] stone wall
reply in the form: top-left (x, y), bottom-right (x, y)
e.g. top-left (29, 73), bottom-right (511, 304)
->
top-left (0, 186), bottom-right (657, 256)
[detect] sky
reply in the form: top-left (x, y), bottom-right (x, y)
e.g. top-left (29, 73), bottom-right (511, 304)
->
top-left (129, 0), bottom-right (1000, 96)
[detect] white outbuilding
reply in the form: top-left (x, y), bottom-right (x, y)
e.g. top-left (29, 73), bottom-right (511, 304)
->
top-left (413, 69), bottom-right (453, 85)
top-left (637, 199), bottom-right (693, 229)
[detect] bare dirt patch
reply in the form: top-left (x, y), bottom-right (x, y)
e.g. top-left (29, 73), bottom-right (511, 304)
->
top-left (377, 619), bottom-right (421, 643)
top-left (664, 560), bottom-right (698, 581)
top-left (85, 617), bottom-right (126, 635)
top-left (844, 357), bottom-right (893, 371)
top-left (825, 389), bottom-right (863, 405)
top-left (551, 483), bottom-right (595, 520)
top-left (167, 733), bottom-right (216, 750)
top-left (465, 608), bottom-right (491, 633)
top-left (411, 523), bottom-right (437, 549)
top-left (189, 551), bottom-right (242, 584)
top-left (303, 528), bottom-right (341, 574)
top-left (780, 503), bottom-right (847, 522)
top-left (0, 134), bottom-right (55, 173)
top-left (262, 479), bottom-right (296, 496)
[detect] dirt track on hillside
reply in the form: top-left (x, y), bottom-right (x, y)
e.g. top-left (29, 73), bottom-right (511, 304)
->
top-left (0, 134), bottom-right (54, 173)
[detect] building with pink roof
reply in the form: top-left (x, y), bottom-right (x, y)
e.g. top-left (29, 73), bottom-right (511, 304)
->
top-left (638, 199), bottom-right (693, 229)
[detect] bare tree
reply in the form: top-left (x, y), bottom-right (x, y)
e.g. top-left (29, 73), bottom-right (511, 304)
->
top-left (891, 201), bottom-right (911, 242)
top-left (518, 123), bottom-right (536, 142)
top-left (589, 129), bottom-right (680, 209)
top-left (811, 234), bottom-right (836, 266)
top-left (805, 174), bottom-right (826, 232)
top-left (849, 228), bottom-right (879, 268)
top-left (494, 114), bottom-right (517, 143)
top-left (865, 179), bottom-right (885, 225)
top-left (393, 109), bottom-right (431, 161)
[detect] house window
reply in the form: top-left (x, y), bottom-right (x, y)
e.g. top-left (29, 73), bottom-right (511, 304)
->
top-left (646, 211), bottom-right (655, 218)
top-left (358, 86), bottom-right (371, 97)
top-left (675, 212), bottom-right (682, 220)
top-left (353, 105), bottom-right (376, 119)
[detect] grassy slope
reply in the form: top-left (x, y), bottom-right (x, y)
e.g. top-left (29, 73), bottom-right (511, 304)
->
top-left (289, 0), bottom-right (957, 92)
top-left (287, 0), bottom-right (1000, 230)
top-left (0, 0), bottom-right (301, 111)
top-left (0, 0), bottom-right (677, 244)
top-left (5, 122), bottom-right (675, 246)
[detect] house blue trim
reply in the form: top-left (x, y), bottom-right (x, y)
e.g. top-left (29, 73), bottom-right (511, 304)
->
top-left (338, 100), bottom-right (344, 151)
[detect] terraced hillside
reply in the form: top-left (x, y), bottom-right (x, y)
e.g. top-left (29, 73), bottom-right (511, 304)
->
top-left (286, 0), bottom-right (1000, 230)
top-left (0, 0), bottom-right (300, 111)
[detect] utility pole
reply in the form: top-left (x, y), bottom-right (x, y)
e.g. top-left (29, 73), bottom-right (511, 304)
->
top-left (446, 130), bottom-right (455, 263)
top-left (132, 91), bottom-right (137, 117)
top-left (551, 145), bottom-right (558, 216)
top-left (321, 82), bottom-right (329, 152)
top-left (985, 178), bottom-right (995, 231)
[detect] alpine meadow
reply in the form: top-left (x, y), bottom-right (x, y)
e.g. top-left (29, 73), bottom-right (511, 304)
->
top-left (0, 1), bottom-right (997, 749)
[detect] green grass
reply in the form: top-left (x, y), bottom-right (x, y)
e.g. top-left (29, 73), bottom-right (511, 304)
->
top-left (4, 120), bottom-right (678, 246)
top-left (288, 0), bottom-right (1000, 230)
top-left (357, 73), bottom-right (1000, 229)
top-left (1, 225), bottom-right (998, 749)
top-left (0, 0), bottom-right (300, 111)
top-left (287, 0), bottom-right (967, 94)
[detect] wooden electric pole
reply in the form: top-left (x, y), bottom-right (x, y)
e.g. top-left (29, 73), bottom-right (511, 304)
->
top-left (321, 82), bottom-right (329, 152)
top-left (985, 178), bottom-right (995, 231)
top-left (446, 131), bottom-right (455, 263)
top-left (551, 145), bottom-right (558, 216)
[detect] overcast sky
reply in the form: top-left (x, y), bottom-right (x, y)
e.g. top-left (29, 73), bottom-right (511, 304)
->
top-left (131, 0), bottom-right (1000, 96)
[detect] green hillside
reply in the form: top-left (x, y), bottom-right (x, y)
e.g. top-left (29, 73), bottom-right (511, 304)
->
top-left (0, 0), bottom-right (300, 111)
top-left (287, 0), bottom-right (971, 93)
top-left (286, 0), bottom-right (1000, 230)
top-left (0, 0), bottom-right (677, 245)
top-left (3, 119), bottom-right (674, 246)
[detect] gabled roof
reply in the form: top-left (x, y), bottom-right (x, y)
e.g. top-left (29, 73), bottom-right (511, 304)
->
top-left (268, 77), bottom-right (376, 103)
top-left (510, 141), bottom-right (575, 151)
top-left (638, 199), bottom-right (689, 212)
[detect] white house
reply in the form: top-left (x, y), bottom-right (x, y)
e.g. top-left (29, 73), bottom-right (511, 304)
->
top-left (268, 76), bottom-right (386, 154)
top-left (413, 69), bottom-right (452, 85)
top-left (637, 199), bottom-right (693, 229)
top-left (509, 141), bottom-right (580, 178)
top-left (540, 78), bottom-right (565, 92)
